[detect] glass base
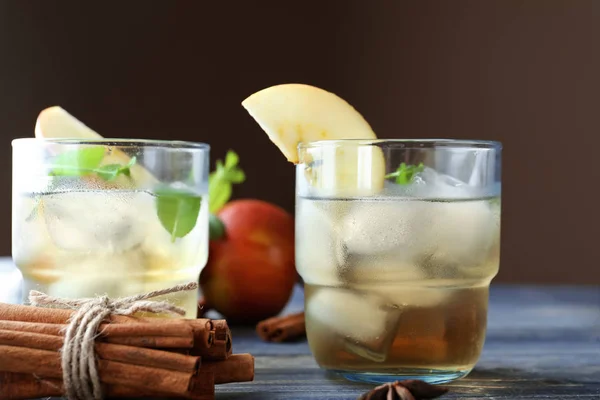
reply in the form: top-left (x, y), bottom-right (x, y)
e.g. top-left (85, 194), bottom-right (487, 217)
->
top-left (330, 367), bottom-right (472, 384)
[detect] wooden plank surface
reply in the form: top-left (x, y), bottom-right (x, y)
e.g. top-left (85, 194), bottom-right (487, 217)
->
top-left (215, 285), bottom-right (600, 399)
top-left (1, 259), bottom-right (598, 399)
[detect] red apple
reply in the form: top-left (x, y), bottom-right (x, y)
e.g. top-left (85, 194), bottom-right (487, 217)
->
top-left (200, 199), bottom-right (296, 324)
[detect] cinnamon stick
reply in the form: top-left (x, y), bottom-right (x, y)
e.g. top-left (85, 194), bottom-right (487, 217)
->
top-left (196, 319), bottom-right (232, 360)
top-left (0, 372), bottom-right (215, 400)
top-left (105, 335), bottom-right (195, 349)
top-left (100, 319), bottom-right (196, 337)
top-left (0, 303), bottom-right (227, 359)
top-left (0, 320), bottom-right (195, 349)
top-left (0, 355), bottom-right (253, 399)
top-left (188, 319), bottom-right (217, 358)
top-left (97, 342), bottom-right (200, 373)
top-left (0, 303), bottom-right (209, 331)
top-left (0, 345), bottom-right (199, 397)
top-left (0, 320), bottom-right (64, 336)
top-left (0, 302), bottom-right (252, 399)
top-left (0, 329), bottom-right (200, 372)
top-left (0, 302), bottom-right (75, 324)
top-left (0, 373), bottom-right (63, 400)
top-left (201, 354), bottom-right (254, 384)
top-left (257, 311), bottom-right (306, 342)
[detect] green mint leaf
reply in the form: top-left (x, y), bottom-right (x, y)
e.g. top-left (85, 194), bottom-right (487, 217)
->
top-left (94, 156), bottom-right (137, 181)
top-left (50, 147), bottom-right (105, 176)
top-left (95, 164), bottom-right (122, 181)
top-left (155, 185), bottom-right (202, 242)
top-left (208, 150), bottom-right (245, 214)
top-left (122, 156), bottom-right (137, 176)
top-left (50, 146), bottom-right (137, 182)
top-left (225, 151), bottom-right (239, 168)
top-left (398, 163), bottom-right (410, 185)
top-left (385, 162), bottom-right (424, 185)
top-left (209, 179), bottom-right (231, 214)
top-left (225, 169), bottom-right (245, 183)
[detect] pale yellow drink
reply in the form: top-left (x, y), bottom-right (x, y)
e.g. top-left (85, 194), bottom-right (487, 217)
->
top-left (13, 188), bottom-right (208, 317)
top-left (13, 125), bottom-right (210, 318)
top-left (297, 195), bottom-right (500, 381)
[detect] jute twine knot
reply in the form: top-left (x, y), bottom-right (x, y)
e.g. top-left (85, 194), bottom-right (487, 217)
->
top-left (28, 282), bottom-right (199, 400)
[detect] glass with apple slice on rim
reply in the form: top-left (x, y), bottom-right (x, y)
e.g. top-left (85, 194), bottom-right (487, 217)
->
top-left (13, 117), bottom-right (209, 318)
top-left (242, 84), bottom-right (502, 384)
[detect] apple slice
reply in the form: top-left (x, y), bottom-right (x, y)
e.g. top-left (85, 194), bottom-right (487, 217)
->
top-left (35, 106), bottom-right (102, 140)
top-left (242, 84), bottom-right (376, 163)
top-left (35, 106), bottom-right (157, 186)
top-left (242, 84), bottom-right (385, 196)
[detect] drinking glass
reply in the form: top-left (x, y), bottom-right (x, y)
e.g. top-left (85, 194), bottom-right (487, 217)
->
top-left (12, 139), bottom-right (210, 317)
top-left (295, 139), bottom-right (501, 383)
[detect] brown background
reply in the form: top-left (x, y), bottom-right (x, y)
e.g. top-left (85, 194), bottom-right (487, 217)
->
top-left (0, 1), bottom-right (598, 284)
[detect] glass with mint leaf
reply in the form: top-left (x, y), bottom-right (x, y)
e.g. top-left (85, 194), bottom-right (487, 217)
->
top-left (295, 139), bottom-right (502, 384)
top-left (12, 138), bottom-right (210, 318)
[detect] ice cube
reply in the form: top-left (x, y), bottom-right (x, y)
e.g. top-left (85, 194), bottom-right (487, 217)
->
top-left (42, 190), bottom-right (153, 252)
top-left (295, 199), bottom-right (347, 285)
top-left (427, 200), bottom-right (497, 270)
top-left (340, 200), bottom-right (433, 261)
top-left (371, 284), bottom-right (453, 308)
top-left (307, 287), bottom-right (401, 361)
top-left (415, 167), bottom-right (472, 199)
top-left (341, 255), bottom-right (453, 308)
top-left (345, 255), bottom-right (425, 283)
top-left (378, 166), bottom-right (498, 274)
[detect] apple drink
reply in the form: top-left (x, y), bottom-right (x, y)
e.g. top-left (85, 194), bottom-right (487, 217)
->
top-left (12, 110), bottom-right (209, 318)
top-left (242, 84), bottom-right (502, 383)
top-left (297, 195), bottom-right (499, 380)
top-left (294, 141), bottom-right (501, 383)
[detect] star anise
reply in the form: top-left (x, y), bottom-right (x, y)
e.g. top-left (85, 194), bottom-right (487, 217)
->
top-left (358, 380), bottom-right (449, 400)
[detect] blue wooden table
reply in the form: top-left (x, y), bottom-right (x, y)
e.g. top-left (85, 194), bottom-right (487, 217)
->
top-left (1, 259), bottom-right (599, 399)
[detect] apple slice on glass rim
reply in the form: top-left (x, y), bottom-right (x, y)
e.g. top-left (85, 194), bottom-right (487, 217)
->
top-left (35, 106), bottom-right (158, 186)
top-left (242, 84), bottom-right (385, 197)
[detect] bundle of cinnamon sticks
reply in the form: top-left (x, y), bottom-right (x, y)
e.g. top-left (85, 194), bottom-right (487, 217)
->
top-left (0, 303), bottom-right (254, 400)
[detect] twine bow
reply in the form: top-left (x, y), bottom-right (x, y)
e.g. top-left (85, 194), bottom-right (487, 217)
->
top-left (28, 282), bottom-right (199, 400)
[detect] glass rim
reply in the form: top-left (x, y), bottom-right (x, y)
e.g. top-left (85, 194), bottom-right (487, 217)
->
top-left (12, 138), bottom-right (210, 150)
top-left (298, 138), bottom-right (502, 150)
